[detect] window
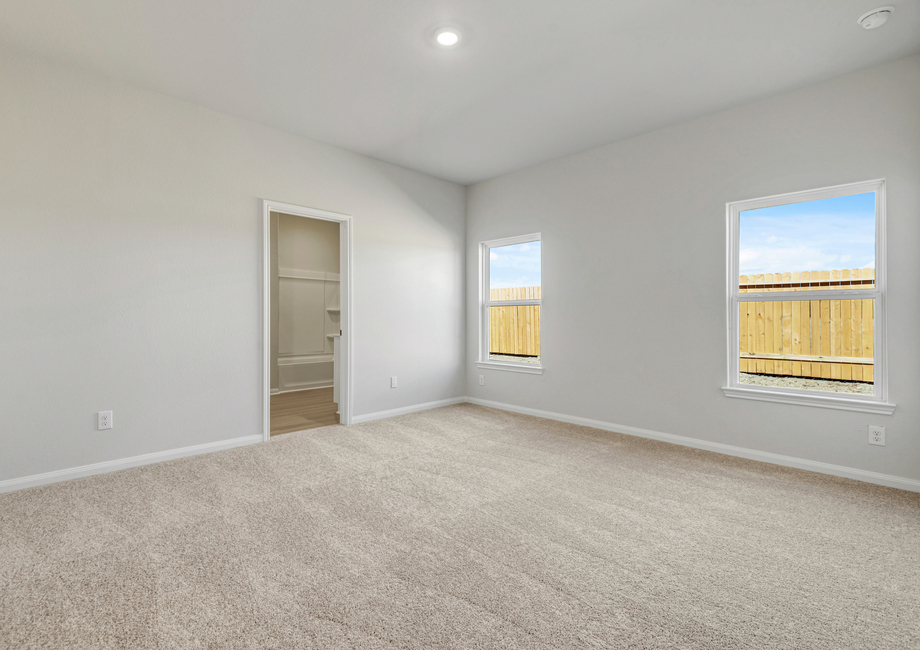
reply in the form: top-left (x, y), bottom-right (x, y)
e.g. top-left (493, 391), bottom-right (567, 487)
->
top-left (478, 234), bottom-right (543, 374)
top-left (723, 180), bottom-right (894, 414)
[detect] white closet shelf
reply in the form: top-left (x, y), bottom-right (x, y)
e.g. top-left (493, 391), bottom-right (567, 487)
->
top-left (278, 268), bottom-right (341, 282)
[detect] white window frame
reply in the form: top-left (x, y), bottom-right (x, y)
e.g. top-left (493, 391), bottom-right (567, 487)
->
top-left (722, 179), bottom-right (895, 415)
top-left (477, 233), bottom-right (544, 375)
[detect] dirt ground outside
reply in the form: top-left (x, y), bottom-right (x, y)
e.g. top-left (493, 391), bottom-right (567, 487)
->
top-left (740, 373), bottom-right (873, 395)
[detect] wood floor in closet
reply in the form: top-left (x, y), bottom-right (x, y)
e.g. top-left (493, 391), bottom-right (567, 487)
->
top-left (270, 387), bottom-right (339, 436)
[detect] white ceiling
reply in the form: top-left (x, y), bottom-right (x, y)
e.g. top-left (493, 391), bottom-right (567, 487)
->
top-left (1, 1), bottom-right (918, 184)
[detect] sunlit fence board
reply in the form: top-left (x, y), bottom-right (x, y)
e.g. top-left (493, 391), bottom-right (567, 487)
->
top-left (489, 287), bottom-right (541, 356)
top-left (739, 269), bottom-right (874, 382)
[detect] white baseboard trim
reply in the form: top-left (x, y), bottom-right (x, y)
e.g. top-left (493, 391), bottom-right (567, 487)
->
top-left (274, 383), bottom-right (333, 394)
top-left (466, 397), bottom-right (920, 494)
top-left (0, 435), bottom-right (262, 495)
top-left (4, 396), bottom-right (915, 496)
top-left (277, 354), bottom-right (334, 366)
top-left (351, 397), bottom-right (467, 424)
top-left (278, 380), bottom-right (333, 392)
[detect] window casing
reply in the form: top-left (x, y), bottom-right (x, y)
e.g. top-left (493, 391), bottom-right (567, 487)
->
top-left (478, 233), bottom-right (544, 375)
top-left (723, 180), bottom-right (894, 415)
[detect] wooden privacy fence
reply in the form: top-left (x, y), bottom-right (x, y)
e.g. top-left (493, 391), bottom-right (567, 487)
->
top-left (489, 287), bottom-right (541, 356)
top-left (739, 269), bottom-right (874, 382)
top-left (486, 270), bottom-right (875, 379)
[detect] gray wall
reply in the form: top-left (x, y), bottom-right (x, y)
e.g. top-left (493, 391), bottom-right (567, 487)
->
top-left (276, 212), bottom-right (341, 273)
top-left (466, 54), bottom-right (920, 482)
top-left (0, 49), bottom-right (466, 483)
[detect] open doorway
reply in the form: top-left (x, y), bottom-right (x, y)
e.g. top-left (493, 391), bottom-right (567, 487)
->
top-left (263, 200), bottom-right (352, 440)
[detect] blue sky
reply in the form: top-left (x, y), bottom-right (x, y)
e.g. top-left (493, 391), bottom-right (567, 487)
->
top-left (739, 192), bottom-right (875, 276)
top-left (490, 241), bottom-right (541, 289)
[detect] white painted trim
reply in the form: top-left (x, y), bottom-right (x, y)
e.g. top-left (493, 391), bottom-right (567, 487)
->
top-left (351, 397), bottom-right (467, 424)
top-left (736, 289), bottom-right (879, 302)
top-left (0, 435), bottom-right (262, 495)
top-left (2, 396), bottom-right (913, 496)
top-left (726, 179), bottom-right (889, 410)
top-left (278, 269), bottom-right (341, 282)
top-left (279, 379), bottom-right (334, 392)
top-left (279, 268), bottom-right (323, 281)
top-left (476, 361), bottom-right (544, 374)
top-left (274, 382), bottom-right (333, 393)
top-left (484, 299), bottom-right (541, 307)
top-left (277, 354), bottom-right (334, 366)
top-left (481, 232), bottom-right (542, 248)
top-left (272, 381), bottom-right (338, 392)
top-left (465, 397), bottom-right (919, 493)
top-left (264, 199), bottom-right (354, 443)
top-left (332, 334), bottom-right (341, 405)
top-left (722, 386), bottom-right (895, 415)
top-left (726, 179), bottom-right (886, 213)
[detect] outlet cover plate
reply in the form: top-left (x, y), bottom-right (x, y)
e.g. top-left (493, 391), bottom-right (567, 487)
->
top-left (868, 425), bottom-right (885, 446)
top-left (97, 411), bottom-right (113, 430)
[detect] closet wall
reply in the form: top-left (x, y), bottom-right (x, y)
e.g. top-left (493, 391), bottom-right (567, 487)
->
top-left (270, 212), bottom-right (341, 393)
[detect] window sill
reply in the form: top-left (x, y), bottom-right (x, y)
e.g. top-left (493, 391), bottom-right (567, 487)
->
top-left (722, 386), bottom-right (895, 415)
top-left (477, 361), bottom-right (544, 375)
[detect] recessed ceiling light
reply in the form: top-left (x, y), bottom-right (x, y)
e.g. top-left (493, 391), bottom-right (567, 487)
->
top-left (858, 6), bottom-right (894, 29)
top-left (436, 28), bottom-right (460, 47)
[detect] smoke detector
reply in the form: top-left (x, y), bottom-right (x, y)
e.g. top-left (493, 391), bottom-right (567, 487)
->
top-left (858, 6), bottom-right (894, 29)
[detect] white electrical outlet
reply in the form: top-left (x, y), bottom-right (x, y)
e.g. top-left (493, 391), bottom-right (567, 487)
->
top-left (868, 425), bottom-right (885, 446)
top-left (391, 376), bottom-right (397, 388)
top-left (479, 375), bottom-right (485, 386)
top-left (97, 411), bottom-right (113, 430)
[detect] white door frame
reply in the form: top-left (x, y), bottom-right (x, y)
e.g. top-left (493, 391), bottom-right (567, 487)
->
top-left (262, 199), bottom-right (353, 440)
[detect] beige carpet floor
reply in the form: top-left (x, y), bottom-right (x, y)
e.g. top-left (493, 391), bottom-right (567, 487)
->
top-left (1, 404), bottom-right (918, 649)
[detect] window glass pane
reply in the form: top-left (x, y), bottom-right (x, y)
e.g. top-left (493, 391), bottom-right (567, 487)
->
top-left (738, 299), bottom-right (873, 395)
top-left (489, 305), bottom-right (540, 364)
top-left (489, 241), bottom-right (541, 300)
top-left (739, 193), bottom-right (875, 292)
